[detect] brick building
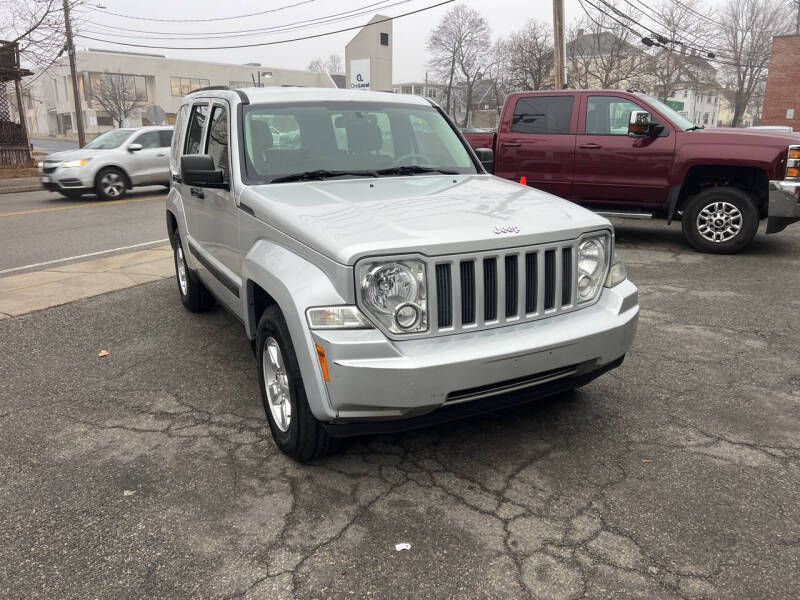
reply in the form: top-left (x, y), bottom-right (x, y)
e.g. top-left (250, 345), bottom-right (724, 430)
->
top-left (762, 34), bottom-right (800, 129)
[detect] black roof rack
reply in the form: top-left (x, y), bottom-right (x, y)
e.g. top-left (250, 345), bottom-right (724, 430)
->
top-left (187, 85), bottom-right (249, 105)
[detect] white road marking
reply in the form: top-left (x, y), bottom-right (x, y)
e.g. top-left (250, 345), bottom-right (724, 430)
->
top-left (0, 239), bottom-right (170, 276)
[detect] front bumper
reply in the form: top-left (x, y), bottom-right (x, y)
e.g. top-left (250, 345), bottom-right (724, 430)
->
top-left (766, 180), bottom-right (800, 234)
top-left (312, 279), bottom-right (638, 432)
top-left (39, 165), bottom-right (95, 192)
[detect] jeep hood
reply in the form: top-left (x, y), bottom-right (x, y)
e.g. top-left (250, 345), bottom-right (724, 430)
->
top-left (245, 175), bottom-right (610, 264)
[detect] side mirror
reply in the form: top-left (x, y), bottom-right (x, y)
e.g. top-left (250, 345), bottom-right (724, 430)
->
top-left (628, 111), bottom-right (662, 138)
top-left (180, 154), bottom-right (227, 188)
top-left (127, 143), bottom-right (143, 153)
top-left (475, 147), bottom-right (494, 173)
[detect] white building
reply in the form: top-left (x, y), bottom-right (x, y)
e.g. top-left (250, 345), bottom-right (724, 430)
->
top-left (667, 88), bottom-right (721, 128)
top-left (15, 49), bottom-right (337, 139)
top-left (391, 82), bottom-right (445, 102)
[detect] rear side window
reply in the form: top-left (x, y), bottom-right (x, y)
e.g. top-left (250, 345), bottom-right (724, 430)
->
top-left (184, 104), bottom-right (208, 155)
top-left (510, 96), bottom-right (574, 134)
top-left (170, 105), bottom-right (189, 172)
top-left (206, 104), bottom-right (230, 182)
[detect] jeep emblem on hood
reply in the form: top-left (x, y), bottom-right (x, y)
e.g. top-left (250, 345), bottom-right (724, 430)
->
top-left (494, 225), bottom-right (520, 234)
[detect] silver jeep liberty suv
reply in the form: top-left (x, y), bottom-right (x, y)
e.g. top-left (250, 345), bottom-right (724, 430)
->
top-left (166, 86), bottom-right (639, 462)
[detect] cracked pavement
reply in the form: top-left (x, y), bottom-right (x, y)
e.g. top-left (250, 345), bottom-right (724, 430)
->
top-left (1, 221), bottom-right (798, 599)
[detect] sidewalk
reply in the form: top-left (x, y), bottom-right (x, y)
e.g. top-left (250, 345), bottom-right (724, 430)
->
top-left (0, 177), bottom-right (41, 194)
top-left (0, 246), bottom-right (173, 319)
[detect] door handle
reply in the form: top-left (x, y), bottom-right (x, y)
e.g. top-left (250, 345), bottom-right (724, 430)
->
top-left (156, 153), bottom-right (167, 157)
top-left (190, 187), bottom-right (204, 199)
top-left (579, 143), bottom-right (602, 149)
top-left (502, 142), bottom-right (521, 148)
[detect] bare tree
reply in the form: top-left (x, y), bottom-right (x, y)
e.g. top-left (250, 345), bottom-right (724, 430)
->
top-left (504, 19), bottom-right (554, 91)
top-left (307, 54), bottom-right (344, 74)
top-left (645, 0), bottom-right (716, 101)
top-left (717, 0), bottom-right (791, 127)
top-left (0, 0), bottom-right (83, 72)
top-left (426, 4), bottom-right (491, 123)
top-left (567, 3), bottom-right (650, 90)
top-left (89, 74), bottom-right (146, 128)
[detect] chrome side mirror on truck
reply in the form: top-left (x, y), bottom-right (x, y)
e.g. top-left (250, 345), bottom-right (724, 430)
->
top-left (628, 111), bottom-right (663, 138)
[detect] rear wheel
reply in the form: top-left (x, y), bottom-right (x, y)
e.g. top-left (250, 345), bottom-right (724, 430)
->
top-left (95, 167), bottom-right (127, 201)
top-left (681, 187), bottom-right (759, 254)
top-left (256, 306), bottom-right (336, 462)
top-left (173, 237), bottom-right (215, 312)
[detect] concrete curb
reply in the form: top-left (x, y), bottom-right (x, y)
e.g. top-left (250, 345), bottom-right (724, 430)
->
top-left (0, 245), bottom-right (174, 318)
top-left (0, 177), bottom-right (41, 195)
top-left (0, 184), bottom-right (42, 194)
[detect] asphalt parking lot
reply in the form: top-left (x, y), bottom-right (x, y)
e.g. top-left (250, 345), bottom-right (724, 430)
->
top-left (1, 220), bottom-right (798, 599)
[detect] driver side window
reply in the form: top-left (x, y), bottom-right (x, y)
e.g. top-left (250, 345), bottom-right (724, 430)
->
top-left (586, 96), bottom-right (655, 135)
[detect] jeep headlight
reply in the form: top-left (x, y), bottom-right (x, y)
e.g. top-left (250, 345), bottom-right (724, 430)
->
top-left (604, 251), bottom-right (627, 288)
top-left (357, 260), bottom-right (427, 334)
top-left (577, 234), bottom-right (610, 303)
top-left (61, 158), bottom-right (91, 168)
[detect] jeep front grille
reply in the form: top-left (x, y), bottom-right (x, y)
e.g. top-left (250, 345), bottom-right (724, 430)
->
top-left (428, 240), bottom-right (579, 335)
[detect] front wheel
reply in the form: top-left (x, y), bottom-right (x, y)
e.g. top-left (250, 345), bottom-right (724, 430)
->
top-left (256, 306), bottom-right (336, 462)
top-left (681, 187), bottom-right (759, 254)
top-left (95, 167), bottom-right (127, 201)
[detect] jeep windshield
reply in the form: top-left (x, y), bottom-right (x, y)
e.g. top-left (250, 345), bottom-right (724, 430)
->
top-left (84, 129), bottom-right (135, 149)
top-left (241, 101), bottom-right (479, 184)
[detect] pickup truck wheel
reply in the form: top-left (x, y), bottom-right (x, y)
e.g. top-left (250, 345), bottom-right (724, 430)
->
top-left (681, 187), bottom-right (759, 254)
top-left (256, 306), bottom-right (336, 462)
top-left (95, 167), bottom-right (127, 201)
top-left (173, 239), bottom-right (215, 312)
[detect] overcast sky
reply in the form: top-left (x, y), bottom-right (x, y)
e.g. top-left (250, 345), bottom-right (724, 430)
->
top-left (74, 0), bottom-right (595, 82)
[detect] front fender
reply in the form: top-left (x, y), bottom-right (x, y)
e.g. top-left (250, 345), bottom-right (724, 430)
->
top-left (165, 187), bottom-right (198, 270)
top-left (242, 240), bottom-right (349, 421)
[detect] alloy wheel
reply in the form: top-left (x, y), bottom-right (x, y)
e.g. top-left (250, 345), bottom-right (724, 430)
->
top-left (100, 172), bottom-right (125, 198)
top-left (262, 337), bottom-right (292, 432)
top-left (696, 201), bottom-right (742, 243)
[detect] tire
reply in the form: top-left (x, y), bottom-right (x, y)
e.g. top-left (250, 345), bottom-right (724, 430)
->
top-left (256, 306), bottom-right (336, 462)
top-left (95, 167), bottom-right (128, 201)
top-left (173, 237), bottom-right (215, 312)
top-left (681, 187), bottom-right (759, 254)
top-left (58, 190), bottom-right (83, 199)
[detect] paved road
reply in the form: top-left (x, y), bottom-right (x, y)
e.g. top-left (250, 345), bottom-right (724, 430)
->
top-left (0, 188), bottom-right (166, 275)
top-left (0, 221), bottom-right (798, 598)
top-left (31, 137), bottom-right (79, 153)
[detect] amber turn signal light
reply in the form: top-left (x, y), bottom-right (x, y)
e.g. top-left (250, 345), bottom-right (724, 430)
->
top-left (787, 167), bottom-right (800, 178)
top-left (789, 149), bottom-right (800, 159)
top-left (315, 344), bottom-right (330, 382)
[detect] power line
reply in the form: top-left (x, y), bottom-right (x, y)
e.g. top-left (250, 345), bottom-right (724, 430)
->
top-left (82, 0), bottom-right (401, 36)
top-left (81, 0), bottom-right (411, 40)
top-left (76, 0), bottom-right (456, 50)
top-left (91, 0), bottom-right (316, 23)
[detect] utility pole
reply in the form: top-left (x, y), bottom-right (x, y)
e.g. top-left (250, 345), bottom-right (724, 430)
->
top-left (63, 0), bottom-right (85, 147)
top-left (553, 0), bottom-right (567, 89)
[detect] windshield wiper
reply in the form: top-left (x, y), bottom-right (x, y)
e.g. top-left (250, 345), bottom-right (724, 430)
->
top-left (686, 125), bottom-right (705, 131)
top-left (376, 165), bottom-right (458, 176)
top-left (269, 169), bottom-right (377, 183)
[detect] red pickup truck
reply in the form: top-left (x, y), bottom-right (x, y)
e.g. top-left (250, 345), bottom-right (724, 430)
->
top-left (463, 90), bottom-right (800, 253)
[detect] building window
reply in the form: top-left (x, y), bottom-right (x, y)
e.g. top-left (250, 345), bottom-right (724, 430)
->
top-left (703, 113), bottom-right (709, 125)
top-left (87, 73), bottom-right (148, 102)
top-left (97, 115), bottom-right (114, 127)
top-left (401, 86), bottom-right (412, 94)
top-left (787, 109), bottom-right (796, 119)
top-left (169, 77), bottom-right (210, 97)
top-left (380, 32), bottom-right (389, 46)
top-left (413, 86), bottom-right (423, 95)
top-left (426, 88), bottom-right (437, 99)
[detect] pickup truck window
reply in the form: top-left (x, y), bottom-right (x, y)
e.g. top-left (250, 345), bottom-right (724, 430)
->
top-left (586, 96), bottom-right (650, 135)
top-left (242, 101), bottom-right (477, 183)
top-left (511, 96), bottom-right (573, 135)
top-left (637, 94), bottom-right (695, 130)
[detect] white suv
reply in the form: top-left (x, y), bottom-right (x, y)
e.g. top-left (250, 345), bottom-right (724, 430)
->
top-left (39, 126), bottom-right (173, 200)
